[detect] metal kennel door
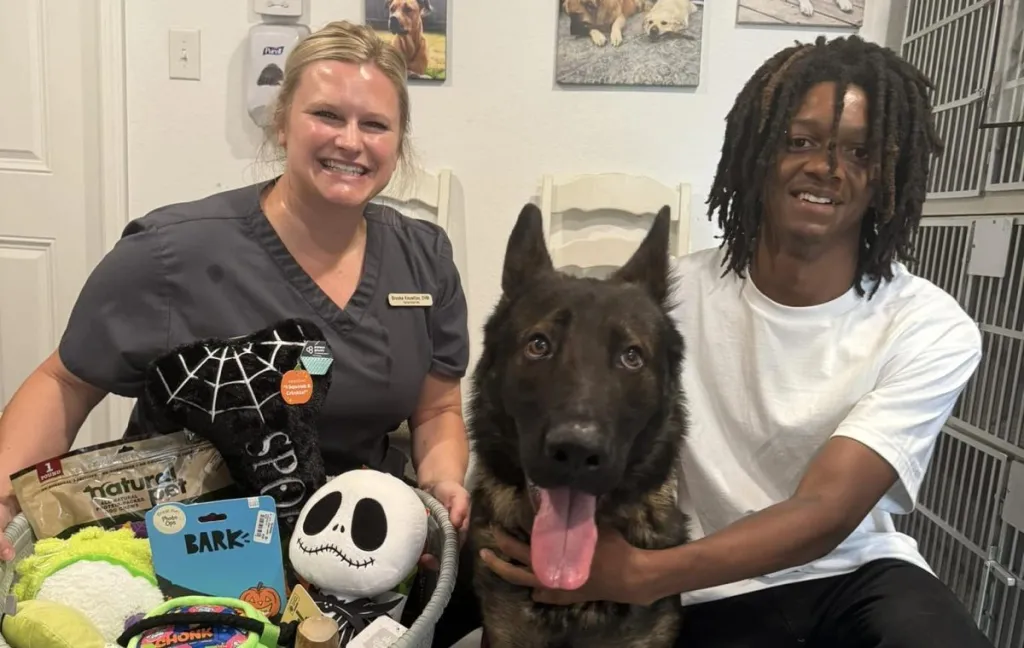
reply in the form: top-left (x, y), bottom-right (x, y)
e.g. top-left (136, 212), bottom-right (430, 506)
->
top-left (893, 215), bottom-right (1024, 647)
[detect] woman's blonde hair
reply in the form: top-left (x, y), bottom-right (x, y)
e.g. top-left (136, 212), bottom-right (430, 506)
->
top-left (257, 20), bottom-right (416, 183)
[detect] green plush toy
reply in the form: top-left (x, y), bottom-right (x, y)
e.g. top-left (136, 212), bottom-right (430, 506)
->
top-left (0, 598), bottom-right (119, 648)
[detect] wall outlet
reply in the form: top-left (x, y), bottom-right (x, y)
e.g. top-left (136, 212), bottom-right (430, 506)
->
top-left (168, 29), bottom-right (200, 80)
top-left (254, 0), bottom-right (303, 17)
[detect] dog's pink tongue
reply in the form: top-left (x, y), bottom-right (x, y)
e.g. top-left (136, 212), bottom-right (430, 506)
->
top-left (531, 487), bottom-right (598, 591)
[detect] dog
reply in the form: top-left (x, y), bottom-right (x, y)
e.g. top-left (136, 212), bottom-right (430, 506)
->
top-left (642, 0), bottom-right (697, 39)
top-left (385, 0), bottom-right (431, 77)
top-left (562, 0), bottom-right (651, 47)
top-left (466, 203), bottom-right (691, 648)
top-left (798, 0), bottom-right (854, 17)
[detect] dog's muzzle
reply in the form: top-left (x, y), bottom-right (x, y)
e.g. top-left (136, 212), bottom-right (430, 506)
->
top-left (569, 14), bottom-right (591, 37)
top-left (388, 15), bottom-right (406, 34)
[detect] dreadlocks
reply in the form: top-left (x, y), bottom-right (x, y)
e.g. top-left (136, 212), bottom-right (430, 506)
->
top-left (707, 35), bottom-right (944, 297)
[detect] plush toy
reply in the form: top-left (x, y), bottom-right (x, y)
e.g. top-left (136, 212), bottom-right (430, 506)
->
top-left (12, 526), bottom-right (165, 643)
top-left (0, 599), bottom-right (120, 648)
top-left (288, 469), bottom-right (429, 644)
top-left (141, 318), bottom-right (332, 542)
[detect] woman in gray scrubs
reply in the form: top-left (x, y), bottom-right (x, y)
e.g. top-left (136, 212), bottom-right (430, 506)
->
top-left (0, 20), bottom-right (471, 560)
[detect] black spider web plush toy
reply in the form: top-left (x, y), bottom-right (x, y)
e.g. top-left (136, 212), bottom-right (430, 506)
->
top-left (141, 318), bottom-right (332, 542)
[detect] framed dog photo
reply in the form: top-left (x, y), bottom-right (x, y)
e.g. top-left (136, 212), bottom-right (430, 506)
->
top-left (366, 0), bottom-right (448, 81)
top-left (555, 0), bottom-right (705, 88)
top-left (736, 0), bottom-right (866, 28)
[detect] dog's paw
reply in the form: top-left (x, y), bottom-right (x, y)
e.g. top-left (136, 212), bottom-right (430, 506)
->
top-left (590, 29), bottom-right (607, 46)
top-left (798, 0), bottom-right (815, 15)
top-left (611, 28), bottom-right (623, 46)
top-left (835, 0), bottom-right (853, 11)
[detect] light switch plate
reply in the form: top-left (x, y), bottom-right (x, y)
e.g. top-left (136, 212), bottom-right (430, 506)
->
top-left (168, 29), bottom-right (200, 80)
top-left (254, 0), bottom-right (303, 17)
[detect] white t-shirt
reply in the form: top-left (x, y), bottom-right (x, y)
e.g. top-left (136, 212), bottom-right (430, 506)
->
top-left (669, 246), bottom-right (983, 606)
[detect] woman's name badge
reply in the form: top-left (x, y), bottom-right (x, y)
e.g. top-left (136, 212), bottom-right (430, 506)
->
top-left (388, 293), bottom-right (433, 307)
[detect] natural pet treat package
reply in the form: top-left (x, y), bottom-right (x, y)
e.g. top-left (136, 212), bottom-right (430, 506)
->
top-left (10, 431), bottom-right (239, 541)
top-left (145, 496), bottom-right (288, 621)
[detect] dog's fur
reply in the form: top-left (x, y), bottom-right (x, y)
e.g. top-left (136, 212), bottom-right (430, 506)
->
top-left (562, 0), bottom-right (652, 47)
top-left (798, 0), bottom-right (854, 17)
top-left (642, 0), bottom-right (697, 38)
top-left (385, 0), bottom-right (431, 77)
top-left (466, 203), bottom-right (691, 648)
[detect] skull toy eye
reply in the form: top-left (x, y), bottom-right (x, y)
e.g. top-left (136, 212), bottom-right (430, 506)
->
top-left (351, 497), bottom-right (388, 552)
top-left (302, 490), bottom-right (342, 536)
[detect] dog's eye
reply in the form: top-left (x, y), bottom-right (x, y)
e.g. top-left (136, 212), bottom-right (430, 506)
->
top-left (525, 334), bottom-right (552, 361)
top-left (619, 346), bottom-right (644, 370)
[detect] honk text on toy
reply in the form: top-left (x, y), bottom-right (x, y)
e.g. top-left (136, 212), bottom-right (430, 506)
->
top-left (145, 496), bottom-right (287, 621)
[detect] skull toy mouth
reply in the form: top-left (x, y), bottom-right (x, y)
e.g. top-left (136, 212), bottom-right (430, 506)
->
top-left (295, 537), bottom-right (377, 570)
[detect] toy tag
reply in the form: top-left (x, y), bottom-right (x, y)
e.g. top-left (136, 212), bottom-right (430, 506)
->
top-left (348, 614), bottom-right (409, 647)
top-left (280, 369), bottom-right (313, 405)
top-left (145, 496), bottom-right (287, 620)
top-left (299, 340), bottom-right (333, 376)
top-left (281, 583), bottom-right (323, 624)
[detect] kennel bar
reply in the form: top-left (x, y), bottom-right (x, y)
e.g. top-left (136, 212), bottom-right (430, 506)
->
top-left (901, 0), bottom-right (1001, 198)
top-left (984, 0), bottom-right (1024, 192)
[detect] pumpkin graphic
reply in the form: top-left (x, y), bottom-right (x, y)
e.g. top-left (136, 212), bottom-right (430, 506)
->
top-left (239, 581), bottom-right (282, 617)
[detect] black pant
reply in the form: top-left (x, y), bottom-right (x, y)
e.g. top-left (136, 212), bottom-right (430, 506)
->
top-left (427, 548), bottom-right (992, 648)
top-left (674, 559), bottom-right (993, 648)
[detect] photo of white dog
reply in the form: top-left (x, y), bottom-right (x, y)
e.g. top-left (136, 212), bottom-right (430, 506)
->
top-left (737, 0), bottom-right (863, 28)
top-left (556, 0), bottom-right (705, 87)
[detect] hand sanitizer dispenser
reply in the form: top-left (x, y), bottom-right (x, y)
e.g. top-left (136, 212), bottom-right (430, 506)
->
top-left (245, 22), bottom-right (310, 128)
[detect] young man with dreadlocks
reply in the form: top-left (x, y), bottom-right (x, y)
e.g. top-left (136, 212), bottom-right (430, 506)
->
top-left (480, 35), bottom-right (990, 647)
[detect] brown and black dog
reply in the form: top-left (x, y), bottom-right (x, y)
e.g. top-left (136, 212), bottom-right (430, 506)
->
top-left (466, 203), bottom-right (691, 648)
top-left (385, 0), bottom-right (431, 77)
top-left (562, 0), bottom-right (652, 47)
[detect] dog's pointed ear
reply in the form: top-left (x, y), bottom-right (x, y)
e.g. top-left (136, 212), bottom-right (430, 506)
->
top-left (502, 203), bottom-right (553, 296)
top-left (418, 0), bottom-right (433, 13)
top-left (612, 205), bottom-right (672, 304)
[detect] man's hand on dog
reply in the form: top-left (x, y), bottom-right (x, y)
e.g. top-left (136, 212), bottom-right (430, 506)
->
top-left (480, 526), bottom-right (652, 606)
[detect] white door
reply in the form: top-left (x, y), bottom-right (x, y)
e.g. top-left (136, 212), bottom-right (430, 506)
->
top-left (0, 0), bottom-right (126, 450)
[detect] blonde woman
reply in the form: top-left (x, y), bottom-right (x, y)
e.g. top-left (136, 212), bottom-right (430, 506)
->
top-left (0, 21), bottom-right (470, 560)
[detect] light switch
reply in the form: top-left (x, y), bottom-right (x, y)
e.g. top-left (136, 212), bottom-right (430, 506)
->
top-left (169, 29), bottom-right (201, 80)
top-left (253, 0), bottom-right (303, 18)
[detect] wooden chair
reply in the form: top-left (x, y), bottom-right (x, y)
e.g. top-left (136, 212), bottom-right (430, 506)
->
top-left (538, 172), bottom-right (691, 275)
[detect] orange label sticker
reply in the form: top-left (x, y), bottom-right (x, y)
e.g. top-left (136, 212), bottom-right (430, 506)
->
top-left (281, 369), bottom-right (313, 405)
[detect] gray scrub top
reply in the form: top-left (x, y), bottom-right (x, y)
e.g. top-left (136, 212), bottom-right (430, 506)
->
top-left (58, 179), bottom-right (470, 478)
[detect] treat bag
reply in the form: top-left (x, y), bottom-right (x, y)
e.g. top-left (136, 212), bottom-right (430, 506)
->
top-left (141, 318), bottom-right (332, 542)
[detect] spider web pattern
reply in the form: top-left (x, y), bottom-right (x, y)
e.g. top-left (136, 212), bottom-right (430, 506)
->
top-left (151, 322), bottom-right (311, 424)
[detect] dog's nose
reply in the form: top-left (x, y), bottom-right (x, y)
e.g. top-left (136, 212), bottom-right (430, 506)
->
top-left (543, 422), bottom-right (608, 477)
top-left (650, 25), bottom-right (660, 35)
top-left (388, 16), bottom-right (401, 30)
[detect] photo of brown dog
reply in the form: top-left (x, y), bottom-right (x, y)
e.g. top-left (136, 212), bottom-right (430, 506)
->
top-left (365, 0), bottom-right (447, 81)
top-left (556, 0), bottom-right (705, 87)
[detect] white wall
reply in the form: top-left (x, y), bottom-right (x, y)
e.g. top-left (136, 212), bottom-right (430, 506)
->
top-left (124, 0), bottom-right (898, 368)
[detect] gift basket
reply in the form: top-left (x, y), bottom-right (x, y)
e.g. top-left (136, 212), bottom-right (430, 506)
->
top-left (0, 319), bottom-right (460, 648)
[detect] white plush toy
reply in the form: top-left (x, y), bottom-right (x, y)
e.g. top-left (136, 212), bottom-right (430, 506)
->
top-left (288, 468), bottom-right (429, 644)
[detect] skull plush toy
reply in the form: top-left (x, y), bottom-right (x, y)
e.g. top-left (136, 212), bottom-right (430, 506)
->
top-left (288, 468), bottom-right (429, 643)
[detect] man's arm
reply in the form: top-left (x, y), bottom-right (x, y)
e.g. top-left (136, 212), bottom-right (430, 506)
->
top-left (636, 324), bottom-right (982, 605)
top-left (639, 436), bottom-right (895, 602)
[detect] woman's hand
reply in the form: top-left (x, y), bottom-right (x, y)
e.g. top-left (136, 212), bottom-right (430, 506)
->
top-left (479, 526), bottom-right (654, 606)
top-left (426, 479), bottom-right (471, 533)
top-left (0, 496), bottom-right (17, 561)
top-left (417, 479), bottom-right (471, 572)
